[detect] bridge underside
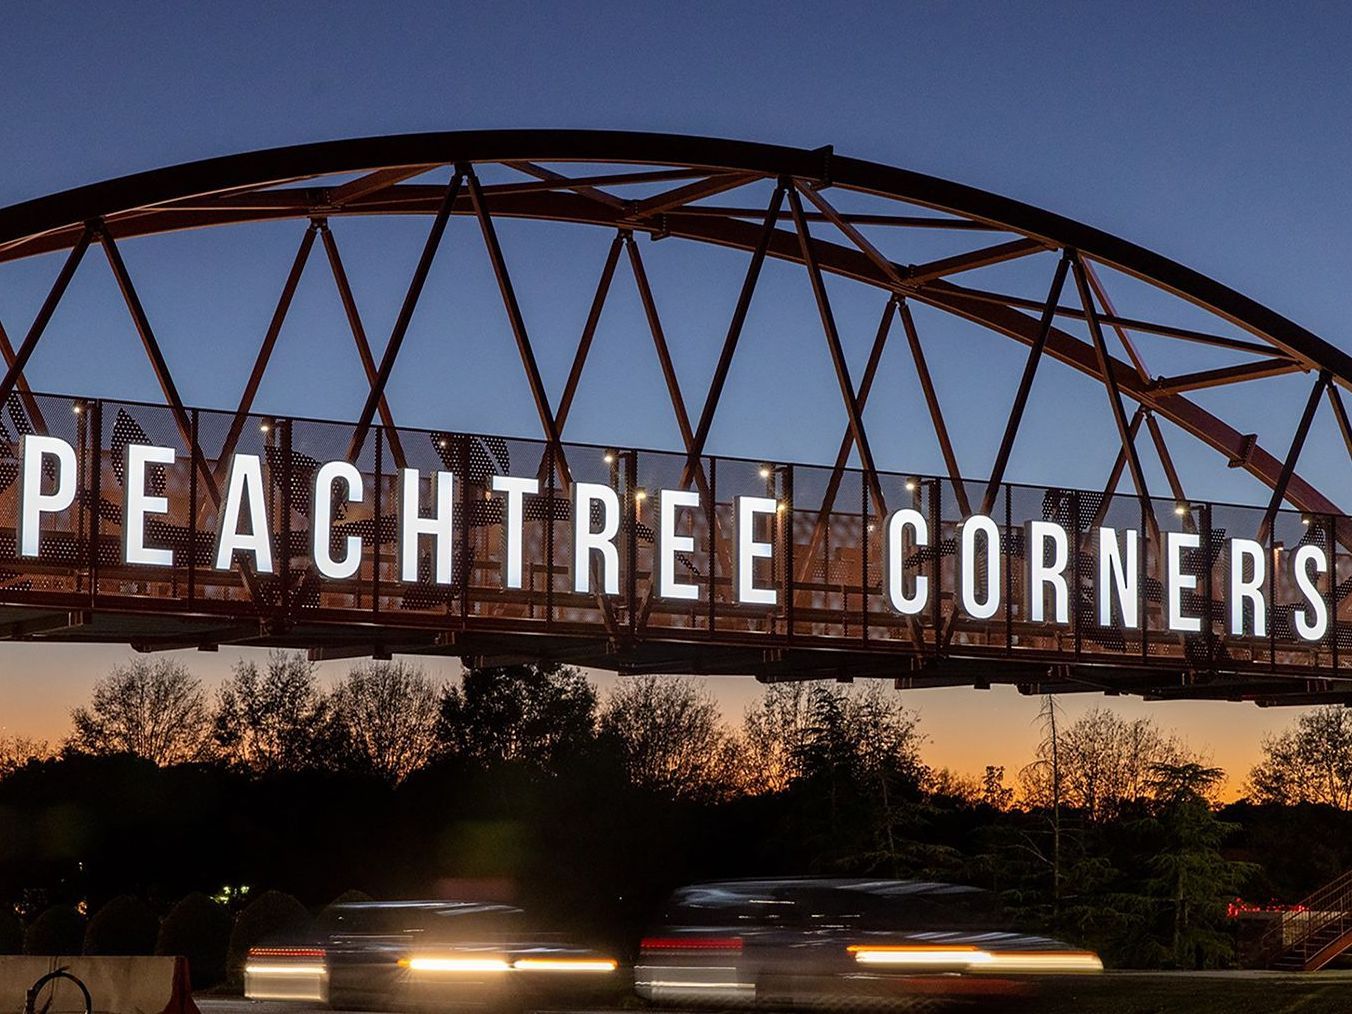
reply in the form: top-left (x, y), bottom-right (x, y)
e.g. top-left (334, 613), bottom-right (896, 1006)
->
top-left (4, 605), bottom-right (1351, 706)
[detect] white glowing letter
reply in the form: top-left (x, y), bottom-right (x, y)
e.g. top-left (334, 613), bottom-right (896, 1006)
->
top-left (1228, 538), bottom-right (1266, 637)
top-left (312, 460), bottom-right (363, 581)
top-left (1165, 530), bottom-right (1201, 633)
top-left (572, 482), bottom-right (619, 595)
top-left (657, 489), bottom-right (701, 601)
top-left (18, 435), bottom-right (77, 558)
top-left (1293, 543), bottom-right (1329, 642)
top-left (491, 475), bottom-right (539, 590)
top-left (124, 444), bottom-right (175, 567)
top-left (1025, 520), bottom-right (1069, 624)
top-left (734, 495), bottom-right (777, 606)
top-left (959, 514), bottom-right (1001, 620)
top-left (1097, 527), bottom-right (1138, 628)
top-left (883, 508), bottom-right (929, 615)
top-left (214, 453), bottom-right (274, 573)
top-left (398, 467), bottom-right (454, 584)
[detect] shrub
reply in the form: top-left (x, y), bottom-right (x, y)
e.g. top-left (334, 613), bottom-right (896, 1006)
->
top-left (226, 891), bottom-right (311, 986)
top-left (0, 911), bottom-right (21, 954)
top-left (84, 895), bottom-right (159, 955)
top-left (24, 905), bottom-right (85, 955)
top-left (156, 893), bottom-right (232, 989)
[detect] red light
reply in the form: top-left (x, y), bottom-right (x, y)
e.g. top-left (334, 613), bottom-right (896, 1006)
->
top-left (1226, 898), bottom-right (1308, 918)
top-left (248, 947), bottom-right (326, 959)
top-left (641, 936), bottom-right (743, 952)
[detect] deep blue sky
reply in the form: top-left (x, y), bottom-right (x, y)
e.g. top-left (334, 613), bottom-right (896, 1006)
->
top-left (2, 3), bottom-right (1350, 787)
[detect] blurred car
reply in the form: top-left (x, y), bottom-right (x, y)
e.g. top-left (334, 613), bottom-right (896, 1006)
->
top-left (635, 878), bottom-right (1101, 1008)
top-left (245, 900), bottom-right (623, 1010)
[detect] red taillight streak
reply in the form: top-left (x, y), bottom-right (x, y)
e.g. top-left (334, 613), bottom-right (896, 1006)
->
top-left (248, 948), bottom-right (326, 959)
top-left (641, 937), bottom-right (742, 952)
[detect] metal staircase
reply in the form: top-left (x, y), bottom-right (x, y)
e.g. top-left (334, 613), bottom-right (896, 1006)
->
top-left (1262, 869), bottom-right (1352, 971)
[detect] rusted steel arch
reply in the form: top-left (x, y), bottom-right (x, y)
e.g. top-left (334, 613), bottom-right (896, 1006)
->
top-left (0, 129), bottom-right (1346, 518)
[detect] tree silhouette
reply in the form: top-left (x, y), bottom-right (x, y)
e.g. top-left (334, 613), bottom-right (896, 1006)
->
top-left (1138, 762), bottom-right (1257, 968)
top-left (328, 660), bottom-right (439, 784)
top-left (1248, 706), bottom-right (1352, 809)
top-left (67, 658), bottom-right (212, 765)
top-left (436, 661), bottom-right (597, 772)
top-left (1021, 706), bottom-right (1195, 822)
top-left (599, 675), bottom-right (733, 801)
top-left (213, 651), bottom-right (334, 773)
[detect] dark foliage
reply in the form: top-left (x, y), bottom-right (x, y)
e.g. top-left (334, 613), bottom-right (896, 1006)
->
top-left (83, 893), bottom-right (158, 954)
top-left (0, 910), bottom-right (21, 954)
top-left (226, 890), bottom-right (312, 985)
top-left (156, 892), bottom-right (233, 989)
top-left (24, 904), bottom-right (85, 955)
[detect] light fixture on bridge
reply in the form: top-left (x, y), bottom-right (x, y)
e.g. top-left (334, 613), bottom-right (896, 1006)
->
top-left (603, 450), bottom-right (616, 465)
top-left (1302, 514), bottom-right (1312, 526)
top-left (759, 465), bottom-right (772, 479)
top-left (905, 477), bottom-right (918, 492)
top-left (1174, 502), bottom-right (1189, 517)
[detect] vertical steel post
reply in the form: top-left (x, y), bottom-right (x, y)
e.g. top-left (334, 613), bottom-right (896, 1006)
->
top-left (281, 419), bottom-right (292, 620)
top-left (1072, 489), bottom-right (1082, 657)
top-left (545, 442), bottom-right (555, 628)
top-left (187, 408), bottom-right (197, 606)
top-left (1005, 484), bottom-right (1013, 649)
top-left (372, 428), bottom-right (383, 616)
top-left (89, 400), bottom-right (103, 600)
top-left (1202, 503), bottom-right (1214, 665)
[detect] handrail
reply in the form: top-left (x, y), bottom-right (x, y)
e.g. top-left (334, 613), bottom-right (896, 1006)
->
top-left (1260, 868), bottom-right (1352, 967)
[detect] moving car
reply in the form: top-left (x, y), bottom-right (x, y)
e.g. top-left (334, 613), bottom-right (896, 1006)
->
top-left (635, 878), bottom-right (1101, 1008)
top-left (245, 900), bottom-right (622, 1010)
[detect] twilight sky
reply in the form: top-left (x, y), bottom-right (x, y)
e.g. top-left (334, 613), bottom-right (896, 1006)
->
top-left (3, 2), bottom-right (1352, 794)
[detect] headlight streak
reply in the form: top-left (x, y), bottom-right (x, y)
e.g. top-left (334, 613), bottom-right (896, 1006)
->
top-left (400, 957), bottom-right (512, 973)
top-left (244, 964), bottom-right (327, 976)
top-left (513, 958), bottom-right (618, 972)
top-left (848, 945), bottom-right (1101, 973)
top-left (398, 955), bottom-right (618, 974)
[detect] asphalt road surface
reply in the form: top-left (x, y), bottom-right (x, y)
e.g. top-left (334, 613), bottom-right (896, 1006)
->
top-left (197, 971), bottom-right (1352, 1014)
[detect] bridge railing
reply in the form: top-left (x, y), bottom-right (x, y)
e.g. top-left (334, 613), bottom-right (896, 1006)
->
top-left (0, 390), bottom-right (1345, 676)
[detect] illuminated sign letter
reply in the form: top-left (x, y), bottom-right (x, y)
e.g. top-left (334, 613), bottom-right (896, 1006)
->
top-left (214, 454), bottom-right (274, 573)
top-left (1097, 527), bottom-right (1138, 628)
top-left (312, 460), bottom-right (363, 581)
top-left (572, 482), bottom-right (619, 595)
top-left (398, 467), bottom-right (454, 584)
top-left (18, 434), bottom-right (77, 558)
top-left (1228, 538), bottom-right (1266, 637)
top-left (1292, 544), bottom-right (1329, 642)
top-left (883, 508), bottom-right (928, 615)
top-left (1025, 520), bottom-right (1069, 624)
top-left (734, 495), bottom-right (777, 606)
top-left (124, 444), bottom-right (176, 567)
top-left (491, 475), bottom-right (539, 590)
top-left (959, 514), bottom-right (1001, 620)
top-left (1165, 530), bottom-right (1201, 633)
top-left (657, 489), bottom-right (701, 601)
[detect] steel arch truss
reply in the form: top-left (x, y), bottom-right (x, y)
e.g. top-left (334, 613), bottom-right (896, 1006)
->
top-left (0, 130), bottom-right (1348, 706)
